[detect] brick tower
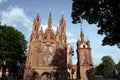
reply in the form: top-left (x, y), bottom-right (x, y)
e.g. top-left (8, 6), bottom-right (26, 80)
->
top-left (23, 12), bottom-right (69, 80)
top-left (76, 28), bottom-right (93, 80)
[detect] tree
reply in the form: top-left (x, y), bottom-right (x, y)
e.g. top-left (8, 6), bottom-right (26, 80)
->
top-left (116, 61), bottom-right (120, 70)
top-left (0, 24), bottom-right (27, 79)
top-left (71, 0), bottom-right (120, 47)
top-left (115, 61), bottom-right (120, 79)
top-left (96, 56), bottom-right (115, 77)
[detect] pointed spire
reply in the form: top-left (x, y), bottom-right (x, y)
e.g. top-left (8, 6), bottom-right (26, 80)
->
top-left (60, 13), bottom-right (65, 24)
top-left (59, 14), bottom-right (66, 29)
top-left (61, 14), bottom-right (64, 22)
top-left (80, 27), bottom-right (84, 41)
top-left (40, 27), bottom-right (43, 34)
top-left (32, 13), bottom-right (40, 34)
top-left (36, 13), bottom-right (39, 21)
top-left (48, 12), bottom-right (52, 28)
top-left (56, 27), bottom-right (59, 34)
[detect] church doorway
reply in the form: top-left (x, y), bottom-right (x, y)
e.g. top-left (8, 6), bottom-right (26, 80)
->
top-left (33, 73), bottom-right (40, 80)
top-left (40, 72), bottom-right (51, 80)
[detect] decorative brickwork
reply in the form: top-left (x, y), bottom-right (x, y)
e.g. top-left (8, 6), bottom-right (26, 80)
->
top-left (23, 12), bottom-right (69, 80)
top-left (23, 12), bottom-right (94, 80)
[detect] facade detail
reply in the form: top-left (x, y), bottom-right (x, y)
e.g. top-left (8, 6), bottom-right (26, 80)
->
top-left (76, 28), bottom-right (93, 80)
top-left (23, 12), bottom-right (70, 80)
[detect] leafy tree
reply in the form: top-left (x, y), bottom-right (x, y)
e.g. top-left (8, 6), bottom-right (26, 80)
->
top-left (116, 61), bottom-right (120, 70)
top-left (0, 24), bottom-right (27, 79)
top-left (96, 56), bottom-right (115, 77)
top-left (71, 0), bottom-right (120, 47)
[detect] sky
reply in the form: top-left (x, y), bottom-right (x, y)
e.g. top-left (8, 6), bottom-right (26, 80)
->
top-left (0, 0), bottom-right (120, 66)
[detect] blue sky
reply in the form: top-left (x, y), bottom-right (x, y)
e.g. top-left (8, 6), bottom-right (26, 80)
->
top-left (0, 0), bottom-right (120, 66)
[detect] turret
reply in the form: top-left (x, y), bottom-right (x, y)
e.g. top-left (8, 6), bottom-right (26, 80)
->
top-left (59, 14), bottom-right (66, 35)
top-left (32, 13), bottom-right (41, 34)
top-left (59, 14), bottom-right (66, 44)
top-left (87, 39), bottom-right (90, 48)
top-left (80, 27), bottom-right (84, 41)
top-left (48, 12), bottom-right (52, 28)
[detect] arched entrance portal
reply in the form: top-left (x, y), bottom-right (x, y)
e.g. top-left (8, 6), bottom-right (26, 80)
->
top-left (33, 73), bottom-right (40, 80)
top-left (41, 72), bottom-right (51, 80)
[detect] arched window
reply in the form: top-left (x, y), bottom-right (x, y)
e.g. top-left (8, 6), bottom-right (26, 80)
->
top-left (44, 46), bottom-right (47, 52)
top-left (48, 54), bottom-right (52, 65)
top-left (83, 55), bottom-right (88, 64)
top-left (43, 54), bottom-right (46, 65)
top-left (49, 46), bottom-right (52, 53)
top-left (43, 45), bottom-right (47, 65)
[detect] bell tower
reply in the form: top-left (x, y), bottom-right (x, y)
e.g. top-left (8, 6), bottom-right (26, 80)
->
top-left (76, 28), bottom-right (93, 80)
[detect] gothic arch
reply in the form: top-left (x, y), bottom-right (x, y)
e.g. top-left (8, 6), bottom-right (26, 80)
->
top-left (83, 54), bottom-right (88, 64)
top-left (33, 72), bottom-right (40, 80)
top-left (40, 72), bottom-right (51, 80)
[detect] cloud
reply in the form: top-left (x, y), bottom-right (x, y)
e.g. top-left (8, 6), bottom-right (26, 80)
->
top-left (66, 31), bottom-right (73, 38)
top-left (67, 39), bottom-right (76, 44)
top-left (0, 0), bottom-right (7, 3)
top-left (1, 5), bottom-right (31, 28)
top-left (41, 24), bottom-right (57, 33)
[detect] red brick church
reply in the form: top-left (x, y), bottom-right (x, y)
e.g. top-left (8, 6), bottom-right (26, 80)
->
top-left (23, 12), bottom-right (93, 80)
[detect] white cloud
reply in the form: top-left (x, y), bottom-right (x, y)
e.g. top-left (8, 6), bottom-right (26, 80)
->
top-left (66, 31), bottom-right (73, 38)
top-left (41, 24), bottom-right (57, 33)
top-left (1, 5), bottom-right (31, 28)
top-left (67, 39), bottom-right (76, 44)
top-left (0, 0), bottom-right (7, 3)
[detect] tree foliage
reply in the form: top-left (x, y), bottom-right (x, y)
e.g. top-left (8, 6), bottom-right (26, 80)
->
top-left (0, 24), bottom-right (27, 78)
top-left (96, 56), bottom-right (115, 77)
top-left (71, 0), bottom-right (120, 47)
top-left (116, 61), bottom-right (120, 70)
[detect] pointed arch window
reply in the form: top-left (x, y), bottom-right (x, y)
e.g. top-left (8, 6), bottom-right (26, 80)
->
top-left (83, 55), bottom-right (88, 64)
top-left (43, 45), bottom-right (47, 65)
top-left (43, 54), bottom-right (46, 65)
top-left (48, 54), bottom-right (52, 65)
top-left (49, 46), bottom-right (52, 53)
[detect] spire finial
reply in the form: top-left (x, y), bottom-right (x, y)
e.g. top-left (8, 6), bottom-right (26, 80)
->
top-left (81, 27), bottom-right (84, 36)
top-left (80, 27), bottom-right (84, 41)
top-left (61, 13), bottom-right (64, 22)
top-left (36, 12), bottom-right (39, 21)
top-left (48, 12), bottom-right (52, 28)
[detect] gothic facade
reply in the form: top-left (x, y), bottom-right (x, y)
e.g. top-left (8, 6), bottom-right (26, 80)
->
top-left (23, 12), bottom-right (71, 80)
top-left (23, 12), bottom-right (93, 80)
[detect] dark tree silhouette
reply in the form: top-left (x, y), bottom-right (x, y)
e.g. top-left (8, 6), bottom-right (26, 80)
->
top-left (0, 24), bottom-right (27, 79)
top-left (71, 0), bottom-right (120, 48)
top-left (86, 68), bottom-right (95, 80)
top-left (51, 47), bottom-right (68, 80)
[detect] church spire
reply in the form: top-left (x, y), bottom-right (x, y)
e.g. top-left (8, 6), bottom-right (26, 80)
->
top-left (56, 27), bottom-right (59, 34)
top-left (80, 27), bottom-right (84, 41)
top-left (48, 12), bottom-right (52, 28)
top-left (61, 14), bottom-right (64, 23)
top-left (32, 13), bottom-right (40, 34)
top-left (36, 13), bottom-right (39, 21)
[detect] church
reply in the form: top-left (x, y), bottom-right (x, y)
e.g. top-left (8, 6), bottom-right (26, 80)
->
top-left (23, 12), bottom-right (93, 80)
